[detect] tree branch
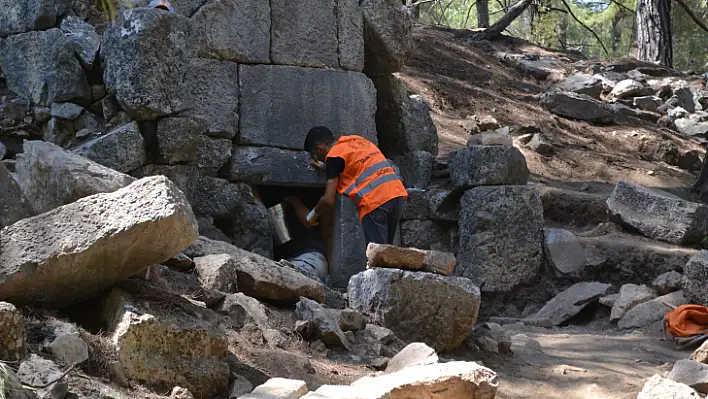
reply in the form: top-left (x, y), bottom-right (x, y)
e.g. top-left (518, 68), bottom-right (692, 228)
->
top-left (674, 0), bottom-right (708, 33)
top-left (560, 0), bottom-right (610, 55)
top-left (607, 0), bottom-right (635, 13)
top-left (463, 1), bottom-right (478, 27)
top-left (411, 0), bottom-right (437, 7)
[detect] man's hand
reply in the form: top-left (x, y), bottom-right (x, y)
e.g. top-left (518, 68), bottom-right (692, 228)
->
top-left (305, 209), bottom-right (319, 227)
top-left (311, 160), bottom-right (326, 171)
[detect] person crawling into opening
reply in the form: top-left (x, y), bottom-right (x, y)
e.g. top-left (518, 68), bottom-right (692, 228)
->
top-left (276, 194), bottom-right (329, 284)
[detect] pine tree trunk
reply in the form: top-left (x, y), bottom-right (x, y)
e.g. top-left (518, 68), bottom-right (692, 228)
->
top-left (611, 10), bottom-right (624, 54)
top-left (636, 0), bottom-right (673, 67)
top-left (477, 0), bottom-right (490, 28)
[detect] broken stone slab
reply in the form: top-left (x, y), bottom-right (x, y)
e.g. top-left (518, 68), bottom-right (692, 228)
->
top-left (610, 284), bottom-right (656, 321)
top-left (385, 342), bottom-right (438, 374)
top-left (271, 0), bottom-right (338, 68)
top-left (59, 15), bottom-right (101, 69)
top-left (449, 145), bottom-right (529, 190)
top-left (73, 121), bottom-right (147, 173)
top-left (606, 181), bottom-right (708, 245)
top-left (637, 374), bottom-right (700, 399)
top-left (529, 282), bottom-right (611, 327)
top-left (51, 102), bottom-right (85, 120)
top-left (0, 0), bottom-right (72, 38)
top-left (101, 282), bottom-right (229, 398)
top-left (676, 119), bottom-right (708, 137)
top-left (599, 293), bottom-right (619, 308)
top-left (16, 140), bottom-right (135, 214)
top-left (1, 28), bottom-right (90, 106)
top-left (296, 297), bottom-right (351, 350)
top-left (668, 360), bottom-right (708, 393)
top-left (348, 268), bottom-right (480, 352)
top-left (457, 186), bottom-right (543, 293)
top-left (17, 354), bottom-right (68, 398)
top-left (155, 116), bottom-right (206, 164)
top-left (227, 146), bottom-right (326, 187)
top-left (618, 290), bottom-right (687, 329)
top-left (365, 243), bottom-right (455, 275)
top-left (191, 0), bottom-right (270, 64)
top-left (337, 0), bottom-right (365, 71)
top-left (653, 270), bottom-right (684, 295)
top-left (0, 176), bottom-right (198, 307)
top-left (45, 319), bottom-right (89, 366)
top-left (553, 74), bottom-right (604, 98)
top-left (194, 254), bottom-right (239, 294)
top-left (360, 0), bottom-right (414, 77)
top-left (540, 91), bottom-right (614, 123)
top-left (240, 378), bottom-right (309, 399)
top-left (0, 163), bottom-right (34, 229)
top-left (684, 251), bottom-right (708, 306)
top-left (217, 293), bottom-right (269, 329)
top-left (239, 65), bottom-right (377, 150)
top-left (0, 302), bottom-right (24, 362)
top-left (543, 228), bottom-right (586, 277)
top-left (610, 79), bottom-right (653, 99)
top-left (393, 150), bottom-right (433, 189)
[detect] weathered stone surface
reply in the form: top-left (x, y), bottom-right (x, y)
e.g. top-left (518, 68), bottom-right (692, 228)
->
top-left (634, 96), bottom-right (664, 112)
top-left (385, 342), bottom-right (438, 374)
top-left (51, 102), bottom-right (85, 120)
top-left (638, 375), bottom-right (700, 399)
top-left (73, 121), bottom-right (147, 173)
top-left (607, 181), bottom-right (708, 245)
top-left (337, 0), bottom-right (365, 71)
top-left (610, 284), bottom-right (656, 321)
top-left (527, 133), bottom-right (555, 155)
top-left (217, 293), bottom-right (269, 328)
top-left (59, 15), bottom-right (100, 69)
top-left (366, 243), bottom-right (455, 275)
top-left (230, 374), bottom-right (253, 398)
top-left (131, 164), bottom-right (199, 203)
top-left (529, 282), bottom-right (611, 326)
top-left (154, 264), bottom-right (225, 308)
top-left (676, 119), bottom-right (708, 137)
top-left (17, 355), bottom-right (68, 398)
top-left (457, 186), bottom-right (543, 292)
top-left (296, 297), bottom-right (351, 350)
top-left (271, 0), bottom-right (338, 68)
top-left (361, 0), bottom-right (414, 77)
top-left (0, 302), bottom-right (24, 362)
top-left (348, 268), bottom-right (480, 351)
top-left (612, 103), bottom-right (661, 123)
top-left (675, 87), bottom-right (696, 113)
top-left (393, 151), bottom-right (433, 189)
top-left (194, 254), bottom-right (239, 294)
top-left (468, 323), bottom-right (511, 354)
top-left (0, 163), bottom-right (33, 229)
top-left (468, 131), bottom-right (513, 146)
top-left (155, 116), bottom-right (206, 164)
top-left (692, 340), bottom-right (708, 364)
top-left (653, 270), bottom-right (684, 295)
top-left (402, 188), bottom-right (457, 222)
top-left (191, 0), bottom-right (270, 63)
top-left (194, 136), bottom-right (232, 176)
top-left (554, 75), bottom-right (603, 98)
top-left (1, 29), bottom-right (90, 106)
top-left (42, 117), bottom-right (77, 148)
top-left (227, 146), bottom-right (326, 187)
top-left (101, 283), bottom-right (229, 398)
top-left (102, 9), bottom-right (194, 120)
top-left (46, 319), bottom-right (89, 366)
top-left (193, 178), bottom-right (250, 219)
top-left (449, 146), bottom-right (529, 189)
top-left (599, 293), bottom-right (619, 308)
top-left (240, 378), bottom-right (309, 399)
top-left (684, 251), bottom-right (708, 306)
top-left (239, 65), bottom-right (377, 149)
top-left (0, 176), bottom-right (198, 307)
top-left (211, 189), bottom-right (272, 258)
top-left (540, 91), bottom-right (614, 123)
top-left (0, 0), bottom-right (72, 38)
top-left (543, 228), bottom-right (586, 277)
top-left (611, 79), bottom-right (652, 99)
top-left (618, 291), bottom-right (687, 329)
top-left (338, 309), bottom-right (365, 332)
top-left (400, 220), bottom-right (457, 253)
top-left (16, 140), bottom-right (135, 214)
top-left (668, 360), bottom-right (708, 393)
top-left (330, 194), bottom-right (368, 289)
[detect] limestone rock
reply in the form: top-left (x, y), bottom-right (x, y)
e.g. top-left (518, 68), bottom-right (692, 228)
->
top-left (0, 302), bottom-right (24, 362)
top-left (692, 340), bottom-right (708, 364)
top-left (684, 251), bottom-right (708, 306)
top-left (59, 15), bottom-right (101, 69)
top-left (668, 360), bottom-right (708, 393)
top-left (529, 282), bottom-right (611, 326)
top-left (1, 29), bottom-right (90, 106)
top-left (606, 181), bottom-right (708, 245)
top-left (240, 378), bottom-right (308, 399)
top-left (554, 75), bottom-right (604, 98)
top-left (618, 291), bottom-right (687, 329)
top-left (0, 176), bottom-right (198, 307)
top-left (0, 163), bottom-right (34, 229)
top-left (296, 297), bottom-right (351, 350)
top-left (239, 65), bottom-right (376, 150)
top-left (610, 284), bottom-right (656, 321)
top-left (271, 0), bottom-right (338, 68)
top-left (385, 342), bottom-right (438, 374)
top-left (227, 146), bottom-right (326, 187)
top-left (361, 0), bottom-right (414, 77)
top-left (194, 254), bottom-right (239, 294)
top-left (540, 91), bottom-right (614, 123)
top-left (653, 270), bottom-right (684, 295)
top-left (0, 0), bottom-right (72, 38)
top-left (610, 79), bottom-right (652, 99)
top-left (192, 0), bottom-right (270, 63)
top-left (217, 293), bottom-right (269, 329)
top-left (16, 140), bottom-right (135, 214)
top-left (457, 186), bottom-right (543, 292)
top-left (393, 151), bottom-right (433, 189)
top-left (348, 268), bottom-right (480, 352)
top-left (337, 0), bottom-right (365, 71)
top-left (543, 229), bottom-right (586, 277)
top-left (637, 375), bottom-right (700, 399)
top-left (73, 121), bottom-right (147, 173)
top-left (449, 146), bottom-right (529, 189)
top-left (366, 243), bottom-right (455, 275)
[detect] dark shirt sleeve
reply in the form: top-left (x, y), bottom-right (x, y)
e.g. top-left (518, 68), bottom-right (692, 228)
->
top-left (325, 157), bottom-right (345, 180)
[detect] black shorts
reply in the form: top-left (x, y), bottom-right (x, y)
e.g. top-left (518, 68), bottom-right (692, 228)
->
top-left (361, 196), bottom-right (406, 246)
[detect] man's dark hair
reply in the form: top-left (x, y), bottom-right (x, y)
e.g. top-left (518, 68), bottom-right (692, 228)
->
top-left (304, 126), bottom-right (335, 152)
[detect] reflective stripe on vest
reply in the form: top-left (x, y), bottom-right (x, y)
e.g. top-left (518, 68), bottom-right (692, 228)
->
top-left (341, 160), bottom-right (393, 197)
top-left (353, 174), bottom-right (401, 205)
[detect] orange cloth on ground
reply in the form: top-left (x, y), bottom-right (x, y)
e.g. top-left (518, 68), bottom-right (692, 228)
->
top-left (665, 304), bottom-right (708, 338)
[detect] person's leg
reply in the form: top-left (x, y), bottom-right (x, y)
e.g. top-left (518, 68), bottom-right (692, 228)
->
top-left (362, 206), bottom-right (389, 246)
top-left (288, 251), bottom-right (328, 283)
top-left (386, 197), bottom-right (406, 244)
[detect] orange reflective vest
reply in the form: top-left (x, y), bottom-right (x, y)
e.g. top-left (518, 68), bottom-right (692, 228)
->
top-left (665, 304), bottom-right (708, 338)
top-left (326, 135), bottom-right (408, 221)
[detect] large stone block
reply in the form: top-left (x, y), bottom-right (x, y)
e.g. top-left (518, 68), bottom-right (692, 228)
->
top-left (637, 375), bottom-right (700, 399)
top-left (0, 302), bottom-right (24, 362)
top-left (393, 150), bottom-right (433, 189)
top-left (330, 194), bottom-right (368, 289)
top-left (227, 146), bottom-right (326, 187)
top-left (607, 181), bottom-right (708, 245)
top-left (16, 141), bottom-right (135, 214)
top-left (59, 15), bottom-right (100, 69)
top-left (1, 29), bottom-right (90, 106)
top-left (271, 0), bottom-right (339, 68)
top-left (449, 145), bottom-right (529, 190)
top-left (131, 164), bottom-right (199, 203)
top-left (238, 65), bottom-right (377, 150)
top-left (400, 220), bottom-right (457, 253)
top-left (0, 0), bottom-right (72, 38)
top-left (348, 268), bottom-right (480, 352)
top-left (540, 90), bottom-right (614, 123)
top-left (0, 163), bottom-right (33, 229)
top-left (155, 116), bottom-right (206, 164)
top-left (337, 0), bottom-right (365, 71)
top-left (553, 74), bottom-right (604, 98)
top-left (194, 136), bottom-right (232, 176)
top-left (529, 282), bottom-right (611, 326)
top-left (191, 0), bottom-right (270, 63)
top-left (457, 186), bottom-right (543, 292)
top-left (361, 0), bottom-right (414, 77)
top-left (0, 176), bottom-right (198, 307)
top-left (683, 251), bottom-right (708, 306)
top-left (72, 121), bottom-right (147, 173)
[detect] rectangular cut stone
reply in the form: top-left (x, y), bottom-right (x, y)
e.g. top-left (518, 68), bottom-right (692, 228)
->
top-left (337, 0), bottom-right (365, 71)
top-left (239, 65), bottom-right (377, 150)
top-left (227, 146), bottom-right (326, 187)
top-left (330, 195), bottom-right (368, 289)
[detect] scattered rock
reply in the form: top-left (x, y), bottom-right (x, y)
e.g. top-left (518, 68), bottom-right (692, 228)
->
top-left (365, 243), bottom-right (456, 275)
top-left (0, 302), bottom-right (24, 362)
top-left (229, 374), bottom-right (253, 398)
top-left (467, 131), bottom-right (513, 146)
top-left (476, 115), bottom-right (501, 131)
top-left (46, 319), bottom-right (89, 366)
top-left (59, 15), bottom-right (101, 69)
top-left (634, 96), bottom-right (664, 112)
top-left (385, 342), bottom-right (438, 374)
top-left (154, 265), bottom-right (225, 308)
top-left (73, 121), bottom-right (147, 173)
top-left (17, 355), bottom-right (68, 398)
top-left (170, 387), bottom-right (195, 399)
top-left (0, 0), bottom-right (71, 38)
top-left (599, 293), bottom-right (619, 308)
top-left (610, 79), bottom-right (653, 99)
top-left (637, 374), bottom-right (700, 399)
top-left (612, 103), bottom-right (661, 123)
top-left (361, 0), bottom-right (414, 77)
top-left (675, 119), bottom-right (708, 137)
top-left (194, 254), bottom-right (239, 293)
top-left (540, 91), bottom-right (614, 123)
top-left (618, 290), bottom-right (687, 329)
top-left (240, 378), bottom-right (308, 399)
top-left (449, 145), bottom-right (529, 189)
top-left (691, 340), bottom-right (708, 364)
top-left (668, 360), bottom-right (708, 393)
top-left (554, 75), bottom-right (603, 98)
top-left (530, 282), bottom-right (611, 326)
top-left (678, 150), bottom-right (703, 172)
top-left (0, 163), bottom-right (34, 229)
top-left (51, 102), bottom-right (85, 120)
top-left (683, 251), bottom-right (708, 306)
top-left (527, 133), bottom-right (554, 155)
top-left (675, 87), bottom-right (696, 113)
top-left (217, 293), bottom-right (269, 329)
top-left (468, 323), bottom-right (512, 354)
top-left (296, 297), bottom-right (351, 350)
top-left (610, 284), bottom-right (656, 321)
top-left (543, 228), bottom-right (586, 277)
top-left (338, 309), bottom-right (365, 332)
top-left (653, 270), bottom-right (683, 295)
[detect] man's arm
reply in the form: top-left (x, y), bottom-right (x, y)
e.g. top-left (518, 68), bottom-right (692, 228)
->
top-left (314, 178), bottom-right (339, 216)
top-left (283, 196), bottom-right (311, 227)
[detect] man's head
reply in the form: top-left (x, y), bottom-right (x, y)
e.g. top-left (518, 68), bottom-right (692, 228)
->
top-left (304, 126), bottom-right (335, 162)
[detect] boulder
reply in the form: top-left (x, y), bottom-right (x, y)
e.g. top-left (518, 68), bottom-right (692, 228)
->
top-left (240, 378), bottom-right (308, 399)
top-left (271, 0), bottom-right (338, 68)
top-left (337, 0), bottom-right (366, 71)
top-left (0, 0), bottom-right (72, 38)
top-left (330, 194), bottom-right (368, 289)
top-left (467, 131), bottom-right (513, 146)
top-left (296, 297), bottom-right (351, 350)
top-left (0, 302), bottom-right (24, 362)
top-left (230, 374), bottom-right (253, 398)
top-left (15, 140), bottom-right (135, 214)
top-left (402, 188), bottom-right (458, 222)
top-left (540, 91), bottom-right (614, 123)
top-left (194, 136), bottom-right (232, 176)
top-left (457, 186), bottom-right (543, 292)
top-left (468, 323), bottom-right (511, 354)
top-left (72, 121), bottom-right (147, 173)
top-left (42, 117), bottom-right (77, 148)
top-left (191, 0), bottom-right (270, 63)
top-left (610, 284), bottom-right (656, 321)
top-left (606, 181), bottom-right (708, 245)
top-left (528, 282), bottom-right (611, 326)
top-left (194, 254), bottom-right (239, 294)
top-left (155, 116), bottom-right (206, 164)
top-left (45, 319), bottom-right (89, 366)
top-left (554, 75), bottom-right (603, 98)
top-left (668, 360), bottom-right (708, 393)
top-left (527, 133), bottom-right (554, 155)
top-left (599, 294), bottom-right (619, 308)
top-left (102, 9), bottom-right (194, 120)
top-left (449, 146), bottom-right (529, 189)
top-left (51, 102), bottom-right (85, 120)
top-left (1, 29), bottom-right (90, 106)
top-left (634, 96), bottom-right (664, 112)
top-left (637, 375), bottom-right (700, 399)
top-left (675, 87), bottom-right (696, 113)
top-left (0, 176), bottom-right (198, 307)
top-left (0, 163), bottom-right (34, 229)
top-left (618, 291), bottom-right (687, 329)
top-left (131, 164), bottom-right (199, 203)
top-left (227, 146), bottom-right (326, 187)
top-left (542, 228), bottom-right (586, 277)
top-left (366, 243), bottom-right (456, 275)
top-left (17, 355), bottom-right (68, 398)
top-left (360, 0), bottom-right (413, 77)
top-left (101, 283), bottom-right (229, 398)
top-left (59, 15), bottom-right (100, 69)
top-left (338, 309), bottom-right (365, 332)
top-left (393, 151), bottom-right (433, 189)
top-left (348, 268), bottom-right (480, 352)
top-left (684, 251), bottom-right (708, 306)
top-left (400, 220), bottom-right (457, 253)
top-left (653, 270), bottom-right (683, 295)
top-left (610, 79), bottom-right (652, 99)
top-left (385, 342), bottom-right (438, 374)
top-left (238, 65), bottom-right (377, 149)
top-left (692, 340), bottom-right (708, 364)
top-left (675, 119), bottom-right (708, 137)
top-left (217, 293), bottom-right (269, 328)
